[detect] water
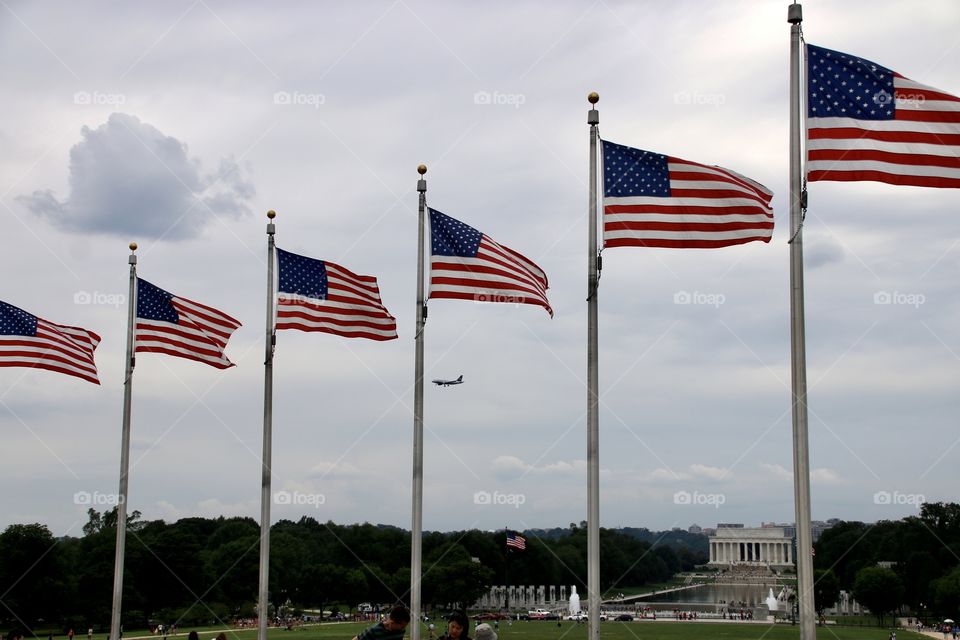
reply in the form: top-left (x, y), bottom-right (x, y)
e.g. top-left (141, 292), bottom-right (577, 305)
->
top-left (636, 583), bottom-right (780, 607)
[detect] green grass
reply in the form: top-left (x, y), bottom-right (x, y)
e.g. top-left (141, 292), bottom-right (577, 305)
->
top-left (86, 620), bottom-right (923, 640)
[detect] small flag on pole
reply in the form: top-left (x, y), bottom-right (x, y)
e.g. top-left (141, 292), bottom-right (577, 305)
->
top-left (806, 44), bottom-right (960, 188)
top-left (602, 140), bottom-right (774, 249)
top-left (506, 531), bottom-right (526, 550)
top-left (135, 278), bottom-right (241, 369)
top-left (0, 300), bottom-right (101, 385)
top-left (429, 208), bottom-right (553, 316)
top-left (275, 248), bottom-right (398, 341)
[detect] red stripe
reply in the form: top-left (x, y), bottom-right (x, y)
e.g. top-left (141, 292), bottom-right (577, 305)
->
top-left (605, 235), bottom-right (772, 249)
top-left (172, 296), bottom-right (241, 327)
top-left (431, 274), bottom-right (545, 299)
top-left (605, 221), bottom-right (774, 233)
top-left (302, 294), bottom-right (395, 319)
top-left (808, 148), bottom-right (960, 169)
top-left (895, 109), bottom-right (960, 124)
top-left (135, 345), bottom-right (234, 369)
top-left (277, 309), bottom-right (396, 332)
top-left (896, 86), bottom-right (960, 104)
top-left (430, 290), bottom-right (552, 310)
top-left (808, 169), bottom-right (960, 188)
top-left (0, 348), bottom-right (97, 375)
top-left (135, 327), bottom-right (230, 362)
top-left (605, 204), bottom-right (773, 216)
top-left (431, 261), bottom-right (547, 293)
top-left (808, 127), bottom-right (960, 146)
top-left (669, 172), bottom-right (773, 204)
top-left (274, 322), bottom-right (397, 341)
top-left (669, 188), bottom-right (773, 203)
top-left (0, 360), bottom-right (100, 385)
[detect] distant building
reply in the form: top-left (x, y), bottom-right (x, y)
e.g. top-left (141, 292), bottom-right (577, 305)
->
top-left (688, 524), bottom-right (703, 534)
top-left (708, 526), bottom-right (794, 567)
top-left (716, 523), bottom-right (744, 529)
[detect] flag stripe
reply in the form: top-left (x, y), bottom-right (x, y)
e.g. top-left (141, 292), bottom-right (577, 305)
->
top-left (806, 44), bottom-right (960, 188)
top-left (429, 209), bottom-right (553, 317)
top-left (602, 141), bottom-right (773, 250)
top-left (276, 249), bottom-right (398, 341)
top-left (0, 303), bottom-right (100, 385)
top-left (134, 279), bottom-right (241, 370)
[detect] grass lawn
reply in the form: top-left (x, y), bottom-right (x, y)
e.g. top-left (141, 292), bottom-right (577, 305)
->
top-left (102, 620), bottom-right (923, 640)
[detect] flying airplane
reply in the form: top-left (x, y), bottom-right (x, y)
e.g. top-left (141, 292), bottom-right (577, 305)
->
top-left (432, 375), bottom-right (464, 387)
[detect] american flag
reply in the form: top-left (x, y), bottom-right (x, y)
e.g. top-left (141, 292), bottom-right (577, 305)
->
top-left (807, 44), bottom-right (960, 188)
top-left (506, 532), bottom-right (526, 551)
top-left (275, 248), bottom-right (398, 341)
top-left (135, 278), bottom-right (241, 369)
top-left (602, 140), bottom-right (774, 249)
top-left (0, 300), bottom-right (101, 385)
top-left (429, 208), bottom-right (552, 317)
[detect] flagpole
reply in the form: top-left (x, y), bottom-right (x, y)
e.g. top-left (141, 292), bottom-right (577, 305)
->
top-left (109, 242), bottom-right (138, 640)
top-left (410, 165), bottom-right (427, 640)
top-left (258, 210), bottom-right (277, 640)
top-left (586, 92), bottom-right (600, 640)
top-left (787, 5), bottom-right (816, 640)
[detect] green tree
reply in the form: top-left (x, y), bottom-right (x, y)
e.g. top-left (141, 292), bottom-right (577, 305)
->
top-left (932, 566), bottom-right (960, 617)
top-left (853, 566), bottom-right (903, 626)
top-left (0, 523), bottom-right (68, 628)
top-left (813, 569), bottom-right (840, 617)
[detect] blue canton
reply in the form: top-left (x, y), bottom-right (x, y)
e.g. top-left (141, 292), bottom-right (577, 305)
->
top-left (430, 208), bottom-right (482, 257)
top-left (0, 301), bottom-right (37, 336)
top-left (808, 44), bottom-right (895, 120)
top-left (137, 279), bottom-right (179, 323)
top-left (277, 248), bottom-right (329, 299)
top-left (602, 141), bottom-right (671, 198)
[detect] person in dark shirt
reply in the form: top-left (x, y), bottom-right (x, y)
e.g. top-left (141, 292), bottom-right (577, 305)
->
top-left (438, 611), bottom-right (470, 640)
top-left (353, 605), bottom-right (411, 640)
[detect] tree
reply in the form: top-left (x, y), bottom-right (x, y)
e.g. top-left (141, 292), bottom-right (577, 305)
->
top-left (853, 566), bottom-right (903, 626)
top-left (932, 566), bottom-right (960, 617)
top-left (813, 569), bottom-right (840, 617)
top-left (0, 524), bottom-right (68, 628)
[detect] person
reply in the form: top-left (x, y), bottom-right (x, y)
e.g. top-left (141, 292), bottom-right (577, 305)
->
top-left (187, 632), bottom-right (199, 640)
top-left (215, 634), bottom-right (227, 640)
top-left (352, 605), bottom-right (410, 640)
top-left (439, 611), bottom-right (470, 640)
top-left (474, 624), bottom-right (496, 640)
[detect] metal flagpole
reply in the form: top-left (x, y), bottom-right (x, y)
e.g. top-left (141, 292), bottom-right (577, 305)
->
top-left (258, 210), bottom-right (278, 640)
top-left (410, 165), bottom-right (428, 640)
top-left (787, 5), bottom-right (816, 640)
top-left (586, 92), bottom-right (601, 640)
top-left (109, 242), bottom-right (138, 640)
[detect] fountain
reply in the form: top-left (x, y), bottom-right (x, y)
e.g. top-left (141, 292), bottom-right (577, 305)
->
top-left (765, 588), bottom-right (778, 611)
top-left (569, 586), bottom-right (581, 615)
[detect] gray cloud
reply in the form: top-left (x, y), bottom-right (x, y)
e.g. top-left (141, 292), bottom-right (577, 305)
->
top-left (19, 113), bottom-right (253, 240)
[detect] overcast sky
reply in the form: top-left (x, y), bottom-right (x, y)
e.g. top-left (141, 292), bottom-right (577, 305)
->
top-left (2, 0), bottom-right (958, 538)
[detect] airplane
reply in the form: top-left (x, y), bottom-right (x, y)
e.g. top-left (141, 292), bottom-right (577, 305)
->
top-left (432, 375), bottom-right (464, 387)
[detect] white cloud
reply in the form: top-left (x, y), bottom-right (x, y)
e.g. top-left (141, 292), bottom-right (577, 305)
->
top-left (690, 464), bottom-right (730, 481)
top-left (810, 468), bottom-right (842, 485)
top-left (760, 463), bottom-right (793, 481)
top-left (20, 113), bottom-right (253, 240)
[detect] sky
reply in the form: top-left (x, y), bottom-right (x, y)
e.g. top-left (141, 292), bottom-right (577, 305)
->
top-left (1, 0), bottom-right (958, 538)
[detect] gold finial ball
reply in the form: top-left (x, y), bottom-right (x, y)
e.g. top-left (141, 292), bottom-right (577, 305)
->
top-left (417, 164), bottom-right (427, 175)
top-left (267, 210), bottom-right (276, 219)
top-left (129, 242), bottom-right (137, 251)
top-left (588, 92), bottom-right (599, 104)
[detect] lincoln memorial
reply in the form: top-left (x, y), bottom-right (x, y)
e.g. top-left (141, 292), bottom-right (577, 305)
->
top-left (708, 526), bottom-right (794, 567)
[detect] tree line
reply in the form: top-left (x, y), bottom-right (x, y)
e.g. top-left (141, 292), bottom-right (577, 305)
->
top-left (812, 502), bottom-right (960, 624)
top-left (0, 512), bottom-right (706, 633)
